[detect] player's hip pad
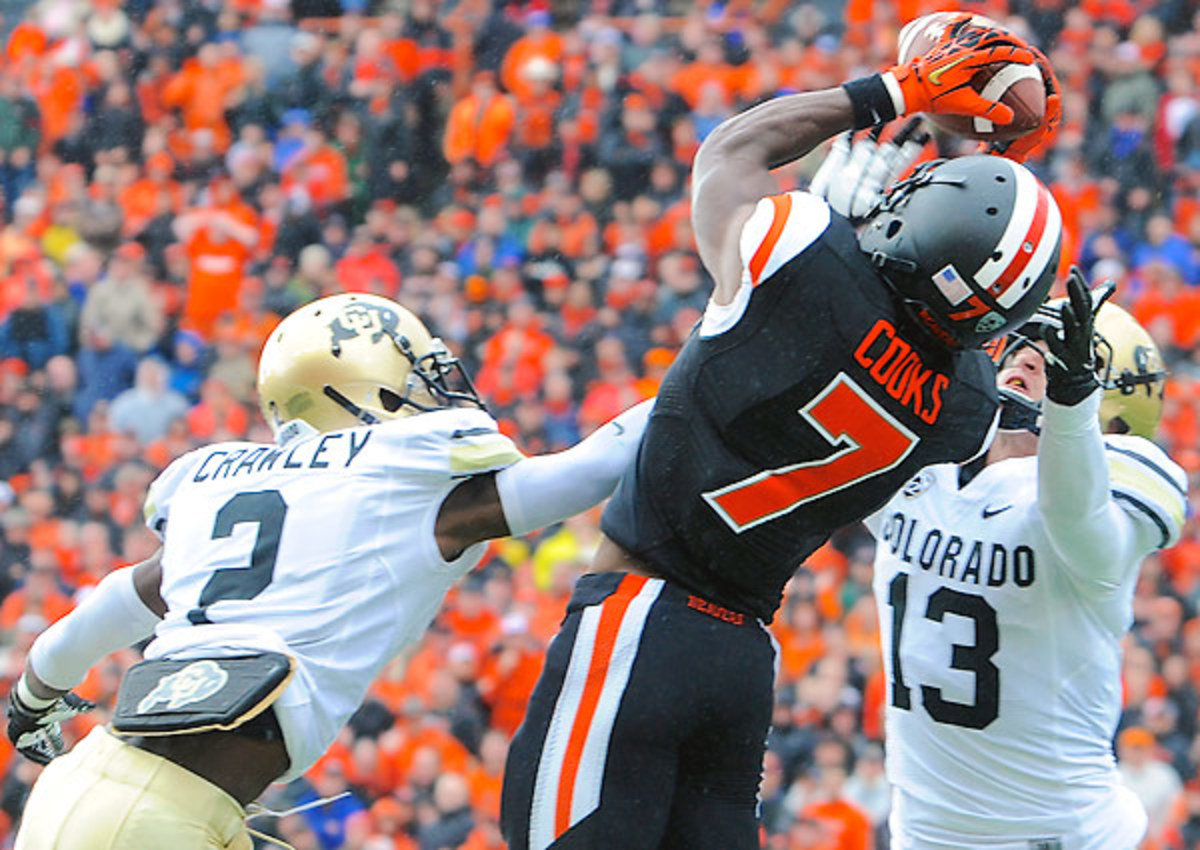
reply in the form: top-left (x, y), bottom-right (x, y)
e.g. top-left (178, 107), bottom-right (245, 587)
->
top-left (111, 652), bottom-right (295, 737)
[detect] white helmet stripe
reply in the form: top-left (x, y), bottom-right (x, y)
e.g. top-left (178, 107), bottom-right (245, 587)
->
top-left (973, 160), bottom-right (1041, 289)
top-left (971, 63), bottom-right (1042, 134)
top-left (996, 190), bottom-right (1061, 308)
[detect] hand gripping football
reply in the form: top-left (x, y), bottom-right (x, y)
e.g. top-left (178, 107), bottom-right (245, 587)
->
top-left (898, 12), bottom-right (1045, 142)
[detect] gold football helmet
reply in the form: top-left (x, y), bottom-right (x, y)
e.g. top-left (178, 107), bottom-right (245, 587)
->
top-left (1093, 301), bottom-right (1167, 439)
top-left (257, 293), bottom-right (483, 434)
top-left (992, 276), bottom-right (1167, 438)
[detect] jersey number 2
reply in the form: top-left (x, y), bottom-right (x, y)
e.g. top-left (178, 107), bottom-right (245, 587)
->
top-left (704, 373), bottom-right (918, 532)
top-left (887, 573), bottom-right (1000, 730)
top-left (188, 490), bottom-right (288, 625)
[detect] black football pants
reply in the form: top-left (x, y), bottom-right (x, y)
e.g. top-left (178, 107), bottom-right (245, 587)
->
top-left (501, 572), bottom-right (776, 850)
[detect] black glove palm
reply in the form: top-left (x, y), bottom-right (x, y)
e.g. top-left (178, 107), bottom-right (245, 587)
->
top-left (7, 689), bottom-right (95, 765)
top-left (1044, 268), bottom-right (1099, 406)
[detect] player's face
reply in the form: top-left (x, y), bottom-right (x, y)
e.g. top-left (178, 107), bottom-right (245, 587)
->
top-left (997, 340), bottom-right (1048, 403)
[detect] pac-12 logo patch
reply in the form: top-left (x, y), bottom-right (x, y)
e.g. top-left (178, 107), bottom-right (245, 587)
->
top-left (901, 470), bottom-right (934, 498)
top-left (137, 660), bottom-right (229, 713)
top-left (329, 302), bottom-right (400, 355)
top-left (975, 311), bottom-right (1006, 334)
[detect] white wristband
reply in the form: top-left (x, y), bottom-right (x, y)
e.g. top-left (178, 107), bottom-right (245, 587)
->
top-left (15, 676), bottom-right (56, 710)
top-left (881, 71), bottom-right (907, 116)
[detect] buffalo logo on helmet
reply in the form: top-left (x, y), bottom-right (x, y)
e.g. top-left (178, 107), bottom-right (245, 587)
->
top-left (329, 303), bottom-right (402, 357)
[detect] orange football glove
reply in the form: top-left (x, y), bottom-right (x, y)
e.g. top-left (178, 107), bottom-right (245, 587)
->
top-left (887, 14), bottom-right (1036, 126)
top-left (984, 44), bottom-right (1062, 163)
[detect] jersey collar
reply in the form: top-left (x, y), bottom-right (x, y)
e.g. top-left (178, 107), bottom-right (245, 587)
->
top-left (274, 419), bottom-right (321, 448)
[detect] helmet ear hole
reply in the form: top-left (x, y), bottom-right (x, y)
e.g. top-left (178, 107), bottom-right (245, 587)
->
top-left (1107, 415), bottom-right (1130, 435)
top-left (379, 388), bottom-right (404, 413)
top-left (886, 220), bottom-right (903, 239)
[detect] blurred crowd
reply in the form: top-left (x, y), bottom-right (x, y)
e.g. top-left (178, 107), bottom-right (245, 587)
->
top-left (0, 0), bottom-right (1198, 847)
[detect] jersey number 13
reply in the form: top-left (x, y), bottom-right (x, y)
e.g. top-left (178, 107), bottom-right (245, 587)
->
top-left (887, 573), bottom-right (1000, 730)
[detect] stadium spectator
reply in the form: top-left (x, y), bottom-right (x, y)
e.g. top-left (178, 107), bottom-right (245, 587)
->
top-left (1120, 725), bottom-right (1185, 839)
top-left (107, 358), bottom-right (189, 445)
top-left (77, 242), bottom-right (163, 355)
top-left (443, 71), bottom-right (516, 169)
top-left (0, 275), bottom-right (68, 371)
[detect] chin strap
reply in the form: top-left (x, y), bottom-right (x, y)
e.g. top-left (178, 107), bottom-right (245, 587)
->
top-left (997, 387), bottom-right (1041, 434)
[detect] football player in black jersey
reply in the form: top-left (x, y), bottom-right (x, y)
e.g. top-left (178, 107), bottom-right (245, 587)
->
top-left (501, 16), bottom-right (1063, 850)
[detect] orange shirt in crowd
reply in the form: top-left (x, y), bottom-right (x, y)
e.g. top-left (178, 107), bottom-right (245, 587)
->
top-left (119, 177), bottom-right (184, 237)
top-left (515, 88), bottom-right (561, 152)
top-left (773, 625), bottom-right (826, 683)
top-left (500, 30), bottom-right (564, 102)
top-left (801, 798), bottom-right (874, 850)
top-left (385, 723), bottom-right (471, 780)
top-left (443, 90), bottom-right (516, 167)
top-left (466, 763), bottom-right (503, 820)
top-left (478, 645), bottom-right (545, 736)
top-left (33, 64), bottom-right (88, 147)
top-left (441, 605), bottom-right (501, 657)
top-left (671, 60), bottom-right (740, 109)
top-left (161, 55), bottom-right (243, 152)
top-left (0, 585), bottom-right (73, 630)
top-left (282, 144), bottom-right (349, 209)
top-left (6, 22), bottom-right (47, 63)
top-left (183, 229), bottom-right (251, 338)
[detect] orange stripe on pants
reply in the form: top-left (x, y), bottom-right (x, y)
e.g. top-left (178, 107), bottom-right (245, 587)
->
top-left (553, 574), bottom-right (649, 837)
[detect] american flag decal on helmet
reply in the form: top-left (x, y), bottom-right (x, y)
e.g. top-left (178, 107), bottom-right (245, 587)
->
top-left (932, 264), bottom-right (971, 305)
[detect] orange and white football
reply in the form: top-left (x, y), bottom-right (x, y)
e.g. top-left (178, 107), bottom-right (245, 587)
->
top-left (897, 12), bottom-right (1045, 142)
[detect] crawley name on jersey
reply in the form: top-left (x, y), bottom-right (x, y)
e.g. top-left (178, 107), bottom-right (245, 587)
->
top-left (140, 407), bottom-right (522, 781)
top-left (866, 415), bottom-right (1188, 847)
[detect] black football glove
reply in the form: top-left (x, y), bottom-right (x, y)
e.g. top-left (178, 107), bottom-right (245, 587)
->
top-left (1043, 267), bottom-right (1100, 406)
top-left (7, 688), bottom-right (94, 766)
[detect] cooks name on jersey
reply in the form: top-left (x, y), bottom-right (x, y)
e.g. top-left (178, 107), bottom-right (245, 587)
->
top-left (880, 510), bottom-right (1036, 589)
top-left (192, 432), bottom-right (372, 482)
top-left (853, 319), bottom-right (950, 424)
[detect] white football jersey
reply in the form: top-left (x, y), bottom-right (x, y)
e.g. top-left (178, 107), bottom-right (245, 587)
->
top-left (867, 434), bottom-right (1187, 849)
top-left (141, 408), bottom-right (522, 781)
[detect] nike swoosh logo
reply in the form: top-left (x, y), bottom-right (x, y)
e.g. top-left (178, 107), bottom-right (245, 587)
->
top-left (981, 504), bottom-right (1013, 519)
top-left (928, 54), bottom-right (969, 85)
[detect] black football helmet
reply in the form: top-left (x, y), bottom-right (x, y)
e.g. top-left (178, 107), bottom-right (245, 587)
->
top-left (858, 155), bottom-right (1063, 350)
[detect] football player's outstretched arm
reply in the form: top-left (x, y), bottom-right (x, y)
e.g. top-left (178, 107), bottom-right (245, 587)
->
top-left (1036, 275), bottom-right (1157, 589)
top-left (435, 399), bottom-right (654, 560)
top-left (693, 16), bottom-right (1034, 304)
top-left (9, 551), bottom-right (165, 763)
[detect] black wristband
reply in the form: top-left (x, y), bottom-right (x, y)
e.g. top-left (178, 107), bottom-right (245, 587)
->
top-left (1045, 370), bottom-right (1098, 407)
top-left (842, 74), bottom-right (899, 130)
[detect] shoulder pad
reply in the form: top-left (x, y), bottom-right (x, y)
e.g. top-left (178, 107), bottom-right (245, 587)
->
top-left (1104, 435), bottom-right (1189, 549)
top-left (739, 191), bottom-right (831, 288)
top-left (143, 448), bottom-right (211, 538)
top-left (378, 409), bottom-right (524, 479)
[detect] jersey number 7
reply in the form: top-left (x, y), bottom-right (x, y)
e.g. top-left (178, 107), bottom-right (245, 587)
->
top-left (703, 374), bottom-right (918, 532)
